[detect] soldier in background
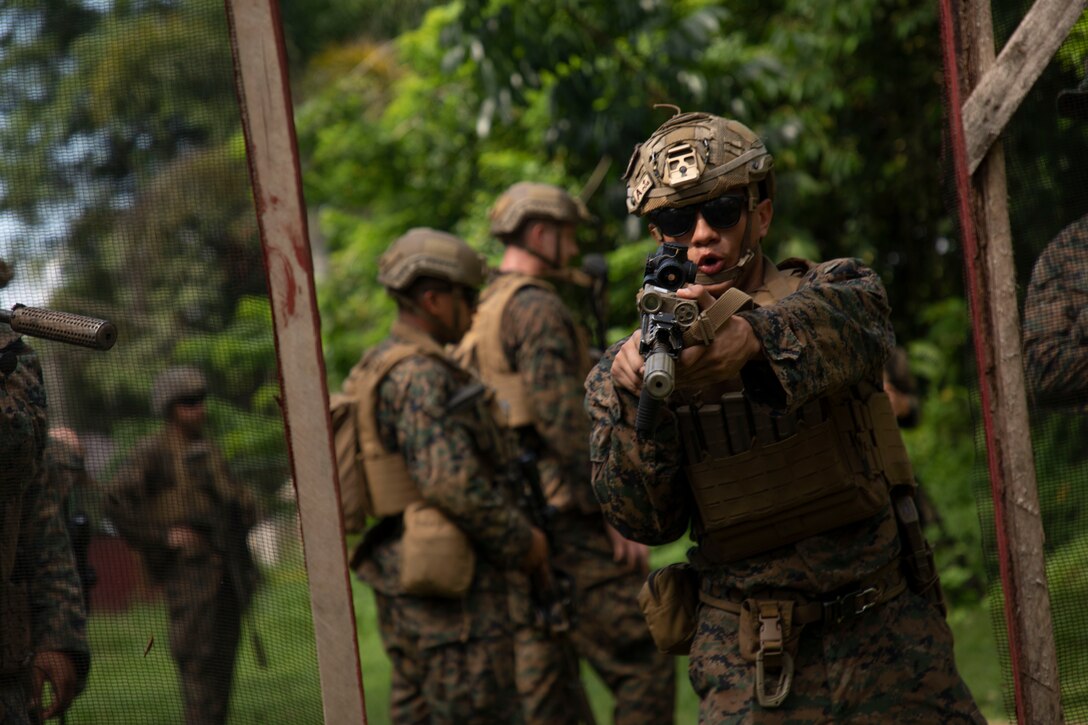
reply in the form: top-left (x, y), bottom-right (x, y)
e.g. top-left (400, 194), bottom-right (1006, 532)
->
top-left (347, 228), bottom-right (548, 723)
top-left (106, 366), bottom-right (258, 725)
top-left (456, 184), bottom-right (675, 725)
top-left (44, 427), bottom-right (97, 613)
top-left (1, 259), bottom-right (89, 723)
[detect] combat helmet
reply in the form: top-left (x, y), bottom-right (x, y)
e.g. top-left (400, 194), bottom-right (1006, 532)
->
top-left (377, 227), bottom-right (487, 292)
top-left (151, 366), bottom-right (207, 417)
top-left (489, 182), bottom-right (591, 239)
top-left (623, 111), bottom-right (775, 216)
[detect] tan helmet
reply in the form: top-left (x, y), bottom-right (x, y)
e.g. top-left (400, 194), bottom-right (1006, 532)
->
top-left (489, 182), bottom-right (591, 238)
top-left (377, 227), bottom-right (487, 292)
top-left (151, 366), bottom-right (207, 417)
top-left (623, 111), bottom-right (775, 216)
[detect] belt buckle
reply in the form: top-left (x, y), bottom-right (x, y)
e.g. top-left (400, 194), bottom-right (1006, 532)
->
top-left (823, 586), bottom-right (879, 623)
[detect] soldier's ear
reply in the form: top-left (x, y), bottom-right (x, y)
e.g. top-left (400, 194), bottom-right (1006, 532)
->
top-left (648, 223), bottom-right (663, 243)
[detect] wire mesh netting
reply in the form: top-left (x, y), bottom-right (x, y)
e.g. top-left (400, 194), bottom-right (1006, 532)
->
top-left (950, 4), bottom-right (1088, 722)
top-left (0, 1), bottom-right (324, 722)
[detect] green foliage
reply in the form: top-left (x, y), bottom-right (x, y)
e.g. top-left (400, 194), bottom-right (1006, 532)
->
top-left (296, 0), bottom-right (965, 384)
top-left (1, 0), bottom-right (286, 501)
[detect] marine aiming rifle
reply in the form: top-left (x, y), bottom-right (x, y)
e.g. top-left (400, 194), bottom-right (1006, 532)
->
top-left (0, 305), bottom-right (117, 350)
top-left (515, 430), bottom-right (597, 725)
top-left (635, 244), bottom-right (696, 435)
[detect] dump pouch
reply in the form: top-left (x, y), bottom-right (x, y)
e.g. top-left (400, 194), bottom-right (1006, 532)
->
top-left (637, 563), bottom-right (700, 655)
top-left (893, 490), bottom-right (946, 615)
top-left (398, 502), bottom-right (476, 598)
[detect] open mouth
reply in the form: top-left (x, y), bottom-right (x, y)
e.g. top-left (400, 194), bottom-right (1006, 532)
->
top-left (697, 255), bottom-right (726, 277)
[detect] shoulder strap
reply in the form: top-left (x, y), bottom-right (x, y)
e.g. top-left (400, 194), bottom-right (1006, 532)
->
top-left (455, 274), bottom-right (553, 428)
top-left (349, 343), bottom-right (424, 457)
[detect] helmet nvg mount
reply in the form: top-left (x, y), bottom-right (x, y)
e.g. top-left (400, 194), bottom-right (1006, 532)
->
top-left (378, 227), bottom-right (487, 292)
top-left (623, 112), bottom-right (775, 217)
top-left (489, 182), bottom-right (591, 239)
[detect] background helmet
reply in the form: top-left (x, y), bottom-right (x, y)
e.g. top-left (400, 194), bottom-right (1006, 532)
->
top-left (0, 259), bottom-right (11, 289)
top-left (152, 366), bottom-right (207, 417)
top-left (489, 182), bottom-right (591, 238)
top-left (377, 227), bottom-right (487, 291)
top-left (623, 112), bottom-right (775, 216)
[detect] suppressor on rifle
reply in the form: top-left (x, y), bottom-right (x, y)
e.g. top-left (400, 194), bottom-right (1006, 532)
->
top-left (1, 305), bottom-right (118, 350)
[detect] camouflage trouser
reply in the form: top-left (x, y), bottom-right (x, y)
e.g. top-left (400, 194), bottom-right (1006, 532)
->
top-left (689, 589), bottom-right (986, 724)
top-left (0, 673), bottom-right (34, 725)
top-left (516, 517), bottom-right (675, 725)
top-left (374, 592), bottom-right (523, 725)
top-left (165, 554), bottom-right (241, 725)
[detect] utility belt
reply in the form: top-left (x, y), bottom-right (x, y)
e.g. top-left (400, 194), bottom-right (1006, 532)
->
top-left (638, 559), bottom-right (907, 709)
top-left (701, 559), bottom-right (908, 708)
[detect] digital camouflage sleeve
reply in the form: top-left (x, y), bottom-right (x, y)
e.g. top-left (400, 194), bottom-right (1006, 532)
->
top-left (502, 285), bottom-right (595, 509)
top-left (1, 332), bottom-right (89, 689)
top-left (1022, 215), bottom-right (1088, 409)
top-left (377, 350), bottom-right (533, 572)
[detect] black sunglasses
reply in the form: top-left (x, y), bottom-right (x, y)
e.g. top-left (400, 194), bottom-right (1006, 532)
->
top-left (174, 393), bottom-right (207, 407)
top-left (648, 194), bottom-right (747, 238)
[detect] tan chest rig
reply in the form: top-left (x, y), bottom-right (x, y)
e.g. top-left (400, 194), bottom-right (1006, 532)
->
top-left (344, 326), bottom-right (506, 598)
top-left (455, 273), bottom-right (593, 511)
top-left (640, 261), bottom-right (941, 709)
top-left (674, 261), bottom-right (909, 560)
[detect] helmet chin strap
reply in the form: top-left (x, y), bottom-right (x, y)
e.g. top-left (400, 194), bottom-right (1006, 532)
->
top-left (693, 213), bottom-right (759, 286)
top-left (392, 290), bottom-right (461, 343)
top-left (516, 221), bottom-right (565, 272)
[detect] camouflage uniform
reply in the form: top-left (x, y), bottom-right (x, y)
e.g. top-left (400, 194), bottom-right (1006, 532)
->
top-left (494, 282), bottom-right (675, 725)
top-left (1022, 214), bottom-right (1088, 410)
top-left (353, 320), bottom-right (535, 724)
top-left (587, 111), bottom-right (984, 723)
top-left (44, 434), bottom-right (97, 613)
top-left (106, 375), bottom-right (258, 725)
top-left (0, 329), bottom-right (89, 724)
top-left (587, 257), bottom-right (984, 723)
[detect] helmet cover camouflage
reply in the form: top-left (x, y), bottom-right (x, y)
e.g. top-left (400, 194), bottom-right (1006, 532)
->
top-left (623, 112), bottom-right (775, 216)
top-left (151, 366), bottom-right (207, 417)
top-left (377, 227), bottom-right (487, 292)
top-left (489, 182), bottom-right (591, 238)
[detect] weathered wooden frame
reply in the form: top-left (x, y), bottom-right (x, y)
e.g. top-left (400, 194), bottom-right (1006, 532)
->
top-left (942, 0), bottom-right (1087, 722)
top-left (224, 0), bottom-right (369, 723)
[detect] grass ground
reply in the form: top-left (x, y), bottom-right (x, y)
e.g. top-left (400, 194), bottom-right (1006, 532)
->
top-left (62, 565), bottom-right (324, 724)
top-left (57, 542), bottom-right (1026, 724)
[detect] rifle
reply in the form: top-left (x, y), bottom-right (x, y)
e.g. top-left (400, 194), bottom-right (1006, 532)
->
top-left (515, 429), bottom-right (597, 725)
top-left (635, 244), bottom-right (697, 435)
top-left (211, 500), bottom-right (268, 668)
top-left (0, 305), bottom-right (117, 350)
top-left (581, 254), bottom-right (609, 356)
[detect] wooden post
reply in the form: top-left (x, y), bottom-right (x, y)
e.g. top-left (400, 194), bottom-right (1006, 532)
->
top-left (223, 1), bottom-right (368, 723)
top-left (941, 0), bottom-right (1064, 721)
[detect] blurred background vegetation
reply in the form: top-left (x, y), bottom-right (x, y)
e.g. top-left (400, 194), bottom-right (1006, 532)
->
top-left (4, 0), bottom-right (1088, 721)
